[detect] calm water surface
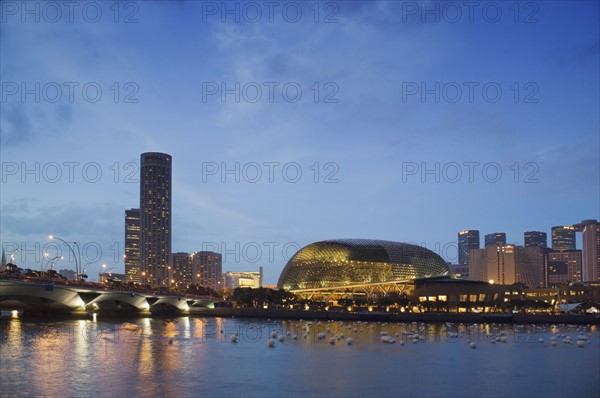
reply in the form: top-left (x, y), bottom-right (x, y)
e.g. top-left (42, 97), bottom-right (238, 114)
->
top-left (1, 316), bottom-right (598, 397)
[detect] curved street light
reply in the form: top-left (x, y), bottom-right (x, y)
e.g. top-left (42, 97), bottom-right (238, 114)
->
top-left (49, 235), bottom-right (80, 277)
top-left (41, 255), bottom-right (63, 272)
top-left (9, 248), bottom-right (20, 264)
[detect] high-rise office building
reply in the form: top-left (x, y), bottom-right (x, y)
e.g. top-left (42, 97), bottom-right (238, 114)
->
top-left (469, 244), bottom-right (545, 287)
top-left (484, 232), bottom-right (507, 247)
top-left (458, 230), bottom-right (480, 268)
top-left (124, 208), bottom-right (141, 283)
top-left (574, 219), bottom-right (600, 282)
top-left (191, 251), bottom-right (223, 291)
top-left (524, 231), bottom-right (547, 250)
top-left (140, 152), bottom-right (172, 287)
top-left (551, 226), bottom-right (576, 251)
top-left (547, 250), bottom-right (582, 287)
top-left (172, 252), bottom-right (193, 286)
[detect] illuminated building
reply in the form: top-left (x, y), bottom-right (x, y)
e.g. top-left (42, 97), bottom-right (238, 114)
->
top-left (191, 251), bottom-right (223, 291)
top-left (469, 245), bottom-right (545, 288)
top-left (573, 219), bottom-right (600, 282)
top-left (172, 252), bottom-right (193, 286)
top-left (524, 231), bottom-right (547, 250)
top-left (547, 250), bottom-right (582, 287)
top-left (140, 152), bottom-right (172, 287)
top-left (484, 232), bottom-right (506, 247)
top-left (277, 239), bottom-right (451, 291)
top-left (99, 272), bottom-right (126, 284)
top-left (223, 267), bottom-right (263, 288)
top-left (551, 226), bottom-right (576, 251)
top-left (448, 263), bottom-right (469, 280)
top-left (458, 230), bottom-right (479, 272)
top-left (124, 208), bottom-right (141, 283)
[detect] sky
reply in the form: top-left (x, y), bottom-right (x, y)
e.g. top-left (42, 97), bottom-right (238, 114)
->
top-left (1, 1), bottom-right (599, 284)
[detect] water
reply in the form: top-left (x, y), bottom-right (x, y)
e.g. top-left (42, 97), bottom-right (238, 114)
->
top-left (1, 316), bottom-right (598, 397)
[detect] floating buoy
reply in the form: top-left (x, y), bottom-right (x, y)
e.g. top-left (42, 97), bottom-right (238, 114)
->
top-left (329, 337), bottom-right (336, 345)
top-left (267, 338), bottom-right (275, 347)
top-left (230, 335), bottom-right (238, 343)
top-left (469, 342), bottom-right (477, 349)
top-left (576, 340), bottom-right (585, 348)
top-left (278, 335), bottom-right (284, 342)
top-left (346, 337), bottom-right (353, 345)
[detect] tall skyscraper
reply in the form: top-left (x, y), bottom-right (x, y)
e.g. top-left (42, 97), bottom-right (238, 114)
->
top-left (574, 219), bottom-right (600, 282)
top-left (524, 231), bottom-right (547, 250)
top-left (124, 208), bottom-right (141, 283)
top-left (551, 226), bottom-right (576, 251)
top-left (458, 230), bottom-right (479, 268)
top-left (140, 152), bottom-right (172, 287)
top-left (484, 232), bottom-right (507, 247)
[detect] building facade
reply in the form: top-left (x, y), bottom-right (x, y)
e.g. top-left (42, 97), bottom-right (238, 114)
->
top-left (469, 245), bottom-right (545, 288)
top-left (574, 219), bottom-right (600, 282)
top-left (223, 267), bottom-right (263, 289)
top-left (139, 152), bottom-right (172, 287)
top-left (124, 208), bottom-right (141, 283)
top-left (171, 252), bottom-right (193, 286)
top-left (551, 226), bottom-right (576, 251)
top-left (458, 230), bottom-right (480, 269)
top-left (484, 232), bottom-right (507, 247)
top-left (278, 239), bottom-right (451, 290)
top-left (547, 250), bottom-right (582, 286)
top-left (191, 251), bottom-right (223, 291)
top-left (524, 231), bottom-right (547, 250)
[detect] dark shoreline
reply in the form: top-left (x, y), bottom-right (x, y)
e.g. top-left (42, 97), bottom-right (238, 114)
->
top-left (190, 308), bottom-right (600, 325)
top-left (5, 307), bottom-right (598, 325)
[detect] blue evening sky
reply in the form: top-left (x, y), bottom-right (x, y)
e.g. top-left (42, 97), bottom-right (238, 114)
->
top-left (1, 1), bottom-right (598, 284)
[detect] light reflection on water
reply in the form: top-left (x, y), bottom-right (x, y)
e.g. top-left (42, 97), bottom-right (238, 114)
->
top-left (1, 317), bottom-right (598, 397)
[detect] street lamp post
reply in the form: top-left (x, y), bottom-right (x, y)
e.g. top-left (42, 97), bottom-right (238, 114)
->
top-left (9, 248), bottom-right (20, 264)
top-left (49, 235), bottom-right (80, 278)
top-left (41, 255), bottom-right (63, 273)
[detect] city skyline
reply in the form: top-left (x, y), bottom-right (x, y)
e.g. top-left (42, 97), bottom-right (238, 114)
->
top-left (1, 2), bottom-right (598, 285)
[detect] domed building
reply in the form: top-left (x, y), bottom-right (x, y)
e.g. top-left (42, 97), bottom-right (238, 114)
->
top-left (278, 239), bottom-right (452, 291)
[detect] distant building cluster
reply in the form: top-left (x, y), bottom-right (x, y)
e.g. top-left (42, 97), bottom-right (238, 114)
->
top-left (123, 153), bottom-right (223, 290)
top-left (451, 220), bottom-right (599, 287)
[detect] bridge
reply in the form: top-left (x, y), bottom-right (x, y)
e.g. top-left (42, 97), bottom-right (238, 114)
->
top-left (0, 279), bottom-right (217, 316)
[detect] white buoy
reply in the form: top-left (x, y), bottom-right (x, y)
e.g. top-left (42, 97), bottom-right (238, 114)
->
top-left (267, 338), bottom-right (275, 347)
top-left (469, 342), bottom-right (477, 349)
top-left (329, 337), bottom-right (336, 344)
top-left (551, 340), bottom-right (557, 346)
top-left (538, 338), bottom-right (544, 343)
top-left (346, 337), bottom-right (353, 345)
top-left (317, 332), bottom-right (326, 340)
top-left (577, 340), bottom-right (585, 348)
top-left (230, 335), bottom-right (238, 343)
top-left (278, 335), bottom-right (284, 342)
